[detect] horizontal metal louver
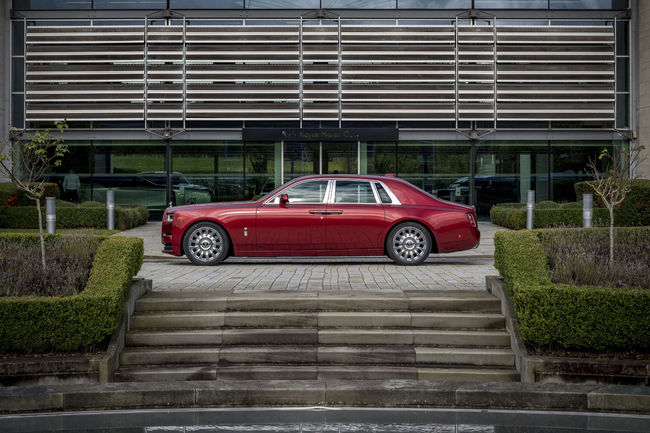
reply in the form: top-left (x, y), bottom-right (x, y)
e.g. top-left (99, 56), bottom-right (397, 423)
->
top-left (24, 21), bottom-right (614, 124)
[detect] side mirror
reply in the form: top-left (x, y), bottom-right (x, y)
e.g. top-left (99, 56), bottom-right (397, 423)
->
top-left (279, 193), bottom-right (289, 207)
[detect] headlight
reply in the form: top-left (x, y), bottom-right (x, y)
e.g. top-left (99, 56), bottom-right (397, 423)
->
top-left (166, 213), bottom-right (174, 222)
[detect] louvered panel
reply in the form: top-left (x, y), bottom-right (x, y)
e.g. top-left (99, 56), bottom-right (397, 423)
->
top-left (186, 44), bottom-right (299, 62)
top-left (497, 45), bottom-right (614, 63)
top-left (27, 26), bottom-right (144, 44)
top-left (341, 26), bottom-right (455, 44)
top-left (26, 103), bottom-right (144, 121)
top-left (496, 26), bottom-right (614, 44)
top-left (498, 84), bottom-right (614, 102)
top-left (186, 26), bottom-right (298, 43)
top-left (26, 44), bottom-right (144, 63)
top-left (186, 103), bottom-right (299, 120)
top-left (26, 84), bottom-right (144, 102)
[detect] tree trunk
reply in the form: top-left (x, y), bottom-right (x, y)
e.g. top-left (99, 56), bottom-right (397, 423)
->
top-left (35, 198), bottom-right (46, 271)
top-left (608, 204), bottom-right (615, 267)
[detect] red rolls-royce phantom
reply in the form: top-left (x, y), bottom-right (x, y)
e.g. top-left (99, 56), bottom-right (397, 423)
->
top-left (161, 174), bottom-right (480, 266)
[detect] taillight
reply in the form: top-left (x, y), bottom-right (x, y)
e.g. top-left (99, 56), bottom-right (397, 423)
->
top-left (467, 212), bottom-right (477, 228)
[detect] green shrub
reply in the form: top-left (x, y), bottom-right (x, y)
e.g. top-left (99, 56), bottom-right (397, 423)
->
top-left (0, 205), bottom-right (149, 230)
top-left (55, 199), bottom-right (76, 208)
top-left (79, 201), bottom-right (104, 208)
top-left (491, 205), bottom-right (611, 229)
top-left (0, 236), bottom-right (143, 353)
top-left (536, 200), bottom-right (560, 209)
top-left (575, 179), bottom-right (650, 226)
top-left (494, 229), bottom-right (650, 352)
top-left (0, 182), bottom-right (59, 207)
top-left (560, 200), bottom-right (583, 209)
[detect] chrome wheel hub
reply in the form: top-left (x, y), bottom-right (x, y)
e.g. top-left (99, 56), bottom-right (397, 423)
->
top-left (188, 226), bottom-right (223, 262)
top-left (392, 226), bottom-right (427, 262)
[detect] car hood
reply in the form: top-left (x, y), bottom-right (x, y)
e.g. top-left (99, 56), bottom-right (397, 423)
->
top-left (167, 201), bottom-right (258, 212)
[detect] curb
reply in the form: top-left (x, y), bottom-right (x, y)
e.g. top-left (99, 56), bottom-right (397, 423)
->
top-left (0, 380), bottom-right (648, 414)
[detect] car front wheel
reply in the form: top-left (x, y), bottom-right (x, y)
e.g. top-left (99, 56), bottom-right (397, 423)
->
top-left (183, 222), bottom-right (229, 265)
top-left (386, 222), bottom-right (431, 266)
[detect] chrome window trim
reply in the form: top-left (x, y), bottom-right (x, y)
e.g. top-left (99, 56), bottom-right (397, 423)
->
top-left (263, 178), bottom-right (332, 205)
top-left (376, 180), bottom-right (401, 205)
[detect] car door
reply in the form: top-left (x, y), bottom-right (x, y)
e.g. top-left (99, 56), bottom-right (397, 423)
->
top-left (255, 179), bottom-right (330, 253)
top-left (325, 180), bottom-right (386, 252)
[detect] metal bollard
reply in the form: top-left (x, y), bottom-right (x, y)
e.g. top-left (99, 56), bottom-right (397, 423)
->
top-left (526, 190), bottom-right (535, 230)
top-left (45, 197), bottom-right (56, 234)
top-left (583, 193), bottom-right (593, 228)
top-left (107, 190), bottom-right (115, 230)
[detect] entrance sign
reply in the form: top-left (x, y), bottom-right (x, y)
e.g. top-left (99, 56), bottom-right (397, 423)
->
top-left (243, 128), bottom-right (398, 142)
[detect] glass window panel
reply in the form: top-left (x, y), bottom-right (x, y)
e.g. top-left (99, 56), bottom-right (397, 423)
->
top-left (322, 0), bottom-right (396, 8)
top-left (248, 0), bottom-right (318, 7)
top-left (246, 142), bottom-right (281, 199)
top-left (616, 93), bottom-right (629, 129)
top-left (172, 141), bottom-right (242, 203)
top-left (284, 142), bottom-right (319, 181)
top-left (375, 183), bottom-right (392, 203)
top-left (398, 141), bottom-right (471, 204)
top-left (323, 142), bottom-right (358, 175)
top-left (12, 22), bottom-right (25, 56)
top-left (43, 141), bottom-right (91, 204)
top-left (550, 141), bottom-right (620, 202)
top-left (550, 0), bottom-right (627, 9)
top-left (474, 0), bottom-right (547, 8)
top-left (171, 0), bottom-right (243, 7)
top-left (616, 20), bottom-right (629, 55)
top-left (399, 0), bottom-right (470, 7)
top-left (11, 59), bottom-right (24, 93)
top-left (13, 0), bottom-right (91, 9)
top-left (94, 0), bottom-right (167, 9)
top-left (334, 180), bottom-right (376, 204)
top-left (284, 180), bottom-right (329, 204)
top-left (360, 142), bottom-right (396, 175)
top-left (11, 94), bottom-right (24, 129)
top-left (616, 57), bottom-right (629, 92)
top-left (92, 142), bottom-right (167, 212)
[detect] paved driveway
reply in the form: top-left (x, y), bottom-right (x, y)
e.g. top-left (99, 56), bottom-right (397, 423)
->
top-left (119, 222), bottom-right (505, 293)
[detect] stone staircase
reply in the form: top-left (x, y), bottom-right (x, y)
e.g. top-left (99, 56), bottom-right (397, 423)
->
top-left (114, 291), bottom-right (520, 382)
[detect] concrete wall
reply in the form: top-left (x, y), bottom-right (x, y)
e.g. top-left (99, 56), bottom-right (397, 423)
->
top-left (638, 0), bottom-right (650, 179)
top-left (0, 2), bottom-right (10, 182)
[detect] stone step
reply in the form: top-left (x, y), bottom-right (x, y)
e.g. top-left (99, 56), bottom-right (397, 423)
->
top-left (131, 311), bottom-right (505, 331)
top-left (415, 347), bottom-right (515, 367)
top-left (134, 292), bottom-right (501, 313)
top-left (114, 364), bottom-right (519, 382)
top-left (120, 347), bottom-right (220, 366)
top-left (126, 330), bottom-right (223, 346)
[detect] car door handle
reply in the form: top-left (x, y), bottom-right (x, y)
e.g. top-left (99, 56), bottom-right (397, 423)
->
top-left (326, 210), bottom-right (343, 214)
top-left (309, 210), bottom-right (328, 214)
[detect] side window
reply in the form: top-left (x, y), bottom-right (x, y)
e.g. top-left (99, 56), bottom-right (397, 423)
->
top-left (283, 180), bottom-right (329, 204)
top-left (334, 181), bottom-right (377, 204)
top-left (375, 183), bottom-right (392, 204)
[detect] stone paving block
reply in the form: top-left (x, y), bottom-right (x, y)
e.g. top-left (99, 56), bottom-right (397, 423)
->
top-left (455, 382), bottom-right (600, 410)
top-left (325, 379), bottom-right (459, 407)
top-left (61, 382), bottom-right (196, 410)
top-left (588, 385), bottom-right (650, 413)
top-left (196, 380), bottom-right (326, 406)
top-left (0, 385), bottom-right (63, 413)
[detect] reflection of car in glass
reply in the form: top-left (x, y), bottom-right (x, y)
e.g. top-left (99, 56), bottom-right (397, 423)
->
top-left (80, 171), bottom-right (213, 212)
top-left (162, 174), bottom-right (480, 266)
top-left (437, 176), bottom-right (518, 207)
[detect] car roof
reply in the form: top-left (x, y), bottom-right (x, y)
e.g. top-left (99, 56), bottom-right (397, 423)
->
top-left (289, 174), bottom-right (397, 182)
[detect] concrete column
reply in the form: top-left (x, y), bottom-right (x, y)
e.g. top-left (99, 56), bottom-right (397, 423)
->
top-left (637, 0), bottom-right (650, 178)
top-left (0, 2), bottom-right (11, 182)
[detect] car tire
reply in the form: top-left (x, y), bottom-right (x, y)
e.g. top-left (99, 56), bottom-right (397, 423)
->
top-left (386, 222), bottom-right (432, 266)
top-left (183, 221), bottom-right (229, 266)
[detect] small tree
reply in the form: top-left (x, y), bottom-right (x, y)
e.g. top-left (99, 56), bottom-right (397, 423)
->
top-left (0, 121), bottom-right (68, 270)
top-left (585, 144), bottom-right (644, 266)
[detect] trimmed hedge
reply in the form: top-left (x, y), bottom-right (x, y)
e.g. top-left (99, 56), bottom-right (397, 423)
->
top-left (0, 182), bottom-right (59, 207)
top-left (491, 204), bottom-right (611, 230)
top-left (0, 235), bottom-right (143, 353)
top-left (575, 179), bottom-right (650, 227)
top-left (0, 205), bottom-right (149, 230)
top-left (494, 229), bottom-right (650, 351)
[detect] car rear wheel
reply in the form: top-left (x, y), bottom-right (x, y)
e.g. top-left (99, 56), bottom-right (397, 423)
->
top-left (386, 222), bottom-right (431, 266)
top-left (183, 222), bottom-right (229, 266)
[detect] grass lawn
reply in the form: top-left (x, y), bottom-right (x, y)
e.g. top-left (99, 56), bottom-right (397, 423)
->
top-left (0, 228), bottom-right (120, 236)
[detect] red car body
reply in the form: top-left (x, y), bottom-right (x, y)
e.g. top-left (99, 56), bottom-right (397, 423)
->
top-left (161, 174), bottom-right (480, 265)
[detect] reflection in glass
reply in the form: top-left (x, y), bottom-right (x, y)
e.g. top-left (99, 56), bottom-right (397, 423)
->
top-left (246, 142), bottom-right (281, 199)
top-left (360, 142), bottom-right (396, 175)
top-left (397, 141), bottom-right (470, 204)
top-left (92, 142), bottom-right (166, 211)
top-left (248, 0), bottom-right (318, 7)
top-left (474, 0), bottom-right (548, 8)
top-left (323, 142), bottom-right (358, 175)
top-left (11, 94), bottom-right (24, 129)
top-left (170, 0), bottom-right (243, 7)
top-left (44, 142), bottom-right (92, 204)
top-left (11, 59), bottom-right (24, 93)
top-left (12, 21), bottom-right (25, 56)
top-left (172, 141), bottom-right (243, 203)
top-left (334, 180), bottom-right (376, 204)
top-left (13, 0), bottom-right (91, 9)
top-left (550, 0), bottom-right (627, 9)
top-left (94, 0), bottom-right (166, 9)
top-left (284, 180), bottom-right (329, 203)
top-left (284, 142), bottom-right (319, 181)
